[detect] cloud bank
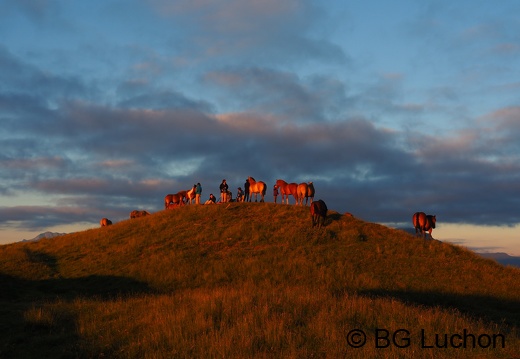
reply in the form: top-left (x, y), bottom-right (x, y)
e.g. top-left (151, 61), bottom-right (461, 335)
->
top-left (1, 0), bottom-right (519, 238)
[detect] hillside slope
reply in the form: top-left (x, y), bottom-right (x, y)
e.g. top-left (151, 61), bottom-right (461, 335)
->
top-left (1, 202), bottom-right (519, 358)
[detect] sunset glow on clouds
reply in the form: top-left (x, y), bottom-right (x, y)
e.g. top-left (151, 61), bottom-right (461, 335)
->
top-left (1, 1), bottom-right (519, 255)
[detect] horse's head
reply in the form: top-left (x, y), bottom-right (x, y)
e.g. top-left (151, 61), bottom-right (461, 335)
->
top-left (429, 215), bottom-right (437, 228)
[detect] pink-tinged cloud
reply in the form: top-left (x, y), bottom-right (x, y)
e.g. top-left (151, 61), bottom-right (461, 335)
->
top-left (0, 156), bottom-right (67, 170)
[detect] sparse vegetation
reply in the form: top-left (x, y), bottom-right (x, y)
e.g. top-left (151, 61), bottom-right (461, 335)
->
top-left (1, 202), bottom-right (519, 358)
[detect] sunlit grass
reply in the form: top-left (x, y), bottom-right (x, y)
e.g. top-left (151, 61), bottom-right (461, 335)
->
top-left (1, 202), bottom-right (519, 358)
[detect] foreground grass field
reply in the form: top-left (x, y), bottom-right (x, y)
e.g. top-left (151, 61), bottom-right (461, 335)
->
top-left (1, 202), bottom-right (519, 358)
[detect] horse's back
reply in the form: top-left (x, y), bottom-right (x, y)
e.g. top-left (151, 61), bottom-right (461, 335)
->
top-left (249, 176), bottom-right (266, 192)
top-left (413, 212), bottom-right (436, 231)
top-left (311, 199), bottom-right (327, 217)
top-left (297, 182), bottom-right (308, 196)
top-left (288, 182), bottom-right (298, 194)
top-left (130, 210), bottom-right (150, 219)
top-left (413, 212), bottom-right (426, 228)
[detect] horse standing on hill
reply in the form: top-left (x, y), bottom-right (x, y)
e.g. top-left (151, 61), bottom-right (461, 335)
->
top-left (413, 212), bottom-right (436, 239)
top-left (186, 185), bottom-right (196, 204)
top-left (100, 218), bottom-right (112, 227)
top-left (164, 193), bottom-right (183, 208)
top-left (176, 190), bottom-right (188, 204)
top-left (297, 182), bottom-right (315, 205)
top-left (305, 182), bottom-right (315, 205)
top-left (130, 210), bottom-right (150, 219)
top-left (275, 179), bottom-right (299, 205)
top-left (297, 182), bottom-right (308, 205)
top-left (247, 176), bottom-right (267, 202)
top-left (310, 199), bottom-right (328, 228)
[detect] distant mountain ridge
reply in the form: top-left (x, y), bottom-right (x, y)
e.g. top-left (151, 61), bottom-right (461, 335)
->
top-left (478, 252), bottom-right (520, 268)
top-left (21, 231), bottom-right (67, 242)
top-left (396, 226), bottom-right (520, 268)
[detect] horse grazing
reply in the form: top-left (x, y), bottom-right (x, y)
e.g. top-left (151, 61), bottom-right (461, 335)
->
top-left (275, 179), bottom-right (299, 204)
top-left (130, 210), bottom-right (150, 219)
top-left (164, 193), bottom-right (184, 209)
top-left (247, 176), bottom-right (267, 202)
top-left (310, 199), bottom-right (328, 228)
top-left (100, 218), bottom-right (112, 227)
top-left (413, 212), bottom-right (436, 239)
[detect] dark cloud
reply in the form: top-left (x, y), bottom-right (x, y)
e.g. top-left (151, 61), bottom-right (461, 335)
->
top-left (1, 1), bottom-right (520, 241)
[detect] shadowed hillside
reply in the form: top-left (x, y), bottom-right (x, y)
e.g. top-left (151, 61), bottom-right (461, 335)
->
top-left (1, 202), bottom-right (519, 358)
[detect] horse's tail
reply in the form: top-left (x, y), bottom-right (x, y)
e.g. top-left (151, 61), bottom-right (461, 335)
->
top-left (413, 212), bottom-right (427, 231)
top-left (413, 212), bottom-right (418, 229)
top-left (262, 183), bottom-right (267, 195)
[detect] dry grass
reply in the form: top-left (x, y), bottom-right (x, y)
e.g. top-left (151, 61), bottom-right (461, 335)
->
top-left (1, 202), bottom-right (519, 358)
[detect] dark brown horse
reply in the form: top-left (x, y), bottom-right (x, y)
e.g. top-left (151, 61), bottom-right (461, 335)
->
top-left (247, 176), bottom-right (267, 202)
top-left (100, 218), bottom-right (112, 227)
top-left (413, 212), bottom-right (436, 239)
top-left (310, 199), bottom-right (328, 228)
top-left (130, 210), bottom-right (150, 219)
top-left (306, 182), bottom-right (315, 205)
top-left (275, 179), bottom-right (299, 204)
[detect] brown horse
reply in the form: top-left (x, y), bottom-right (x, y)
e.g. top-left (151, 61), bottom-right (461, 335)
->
top-left (164, 193), bottom-right (183, 208)
top-left (297, 181), bottom-right (315, 205)
top-left (306, 182), bottom-right (315, 205)
top-left (297, 182), bottom-right (308, 205)
top-left (130, 210), bottom-right (150, 219)
top-left (176, 190), bottom-right (188, 204)
top-left (100, 218), bottom-right (112, 227)
top-left (310, 199), bottom-right (328, 228)
top-left (186, 185), bottom-right (196, 204)
top-left (413, 212), bottom-right (436, 239)
top-left (275, 179), bottom-right (299, 204)
top-left (247, 176), bottom-right (267, 202)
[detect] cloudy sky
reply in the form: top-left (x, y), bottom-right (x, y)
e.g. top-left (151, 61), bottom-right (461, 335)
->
top-left (1, 0), bottom-right (519, 255)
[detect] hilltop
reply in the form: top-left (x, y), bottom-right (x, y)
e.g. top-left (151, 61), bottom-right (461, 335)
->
top-left (0, 202), bottom-right (518, 358)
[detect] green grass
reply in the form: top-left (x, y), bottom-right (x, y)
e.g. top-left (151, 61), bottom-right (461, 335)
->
top-left (1, 202), bottom-right (519, 358)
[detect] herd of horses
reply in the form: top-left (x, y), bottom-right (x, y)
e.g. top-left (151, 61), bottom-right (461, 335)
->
top-left (162, 177), bottom-right (316, 208)
top-left (275, 179), bottom-right (315, 205)
top-left (100, 176), bottom-right (436, 237)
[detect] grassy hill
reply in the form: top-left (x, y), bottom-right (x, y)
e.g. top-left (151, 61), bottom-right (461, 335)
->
top-left (1, 202), bottom-right (519, 358)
